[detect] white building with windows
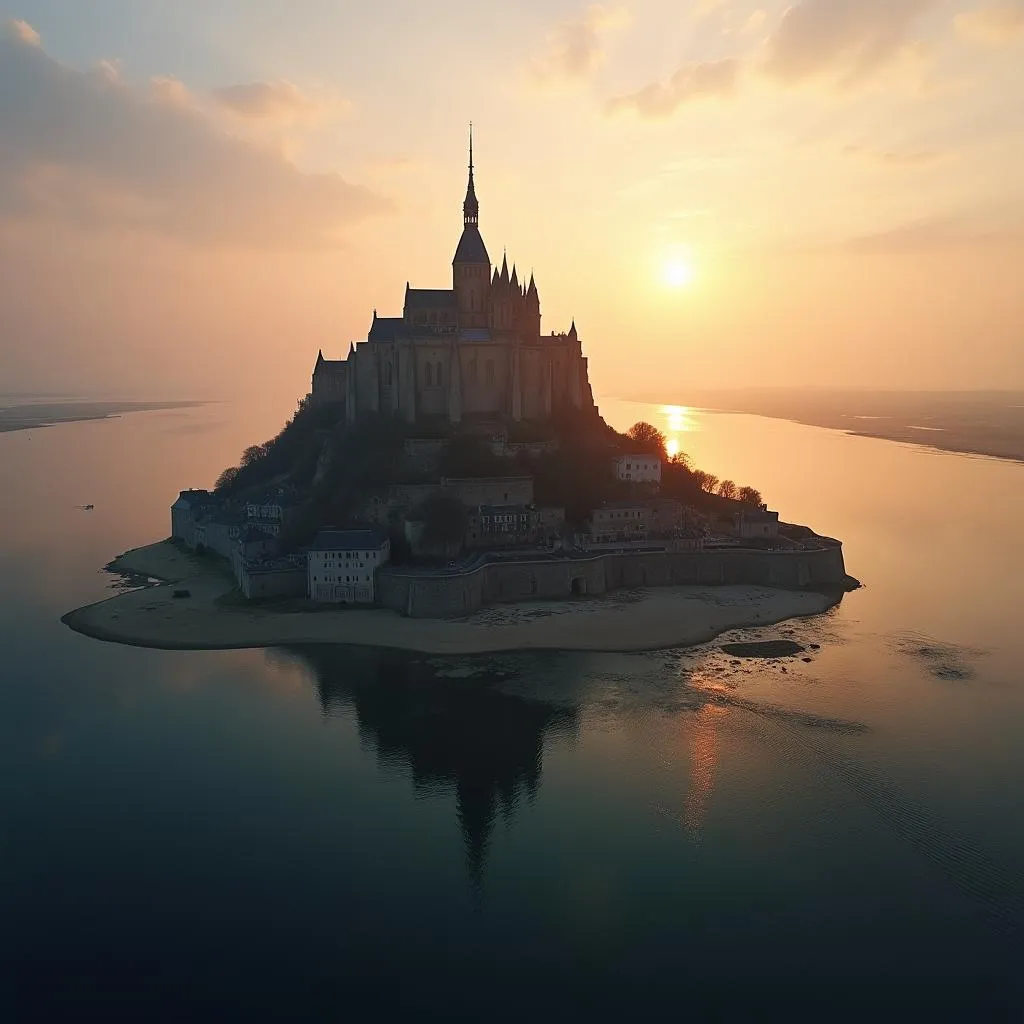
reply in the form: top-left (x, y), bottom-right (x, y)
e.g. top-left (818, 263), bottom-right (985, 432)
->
top-left (613, 454), bottom-right (662, 485)
top-left (308, 528), bottom-right (391, 603)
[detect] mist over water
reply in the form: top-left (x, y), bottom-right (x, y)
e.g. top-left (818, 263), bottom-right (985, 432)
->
top-left (2, 397), bottom-right (1023, 1018)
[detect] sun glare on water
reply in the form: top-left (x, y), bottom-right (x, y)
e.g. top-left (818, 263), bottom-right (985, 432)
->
top-left (661, 405), bottom-right (696, 461)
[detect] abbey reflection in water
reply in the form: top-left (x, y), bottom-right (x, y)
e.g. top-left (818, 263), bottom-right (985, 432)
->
top-left (276, 646), bottom-right (578, 883)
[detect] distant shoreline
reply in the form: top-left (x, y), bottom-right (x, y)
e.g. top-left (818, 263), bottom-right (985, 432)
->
top-left (61, 541), bottom-right (847, 656)
top-left (622, 393), bottom-right (1024, 464)
top-left (0, 400), bottom-right (208, 434)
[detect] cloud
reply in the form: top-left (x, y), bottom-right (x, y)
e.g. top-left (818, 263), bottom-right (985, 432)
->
top-left (842, 144), bottom-right (944, 166)
top-left (532, 4), bottom-right (629, 82)
top-left (607, 58), bottom-right (740, 118)
top-left (955, 2), bottom-right (1024, 45)
top-left (211, 80), bottom-right (350, 121)
top-left (763, 0), bottom-right (936, 84)
top-left (0, 23), bottom-right (388, 247)
top-left (4, 18), bottom-right (39, 46)
top-left (843, 214), bottom-right (1022, 254)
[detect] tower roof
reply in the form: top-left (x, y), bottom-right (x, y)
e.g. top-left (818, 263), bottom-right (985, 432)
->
top-left (454, 225), bottom-right (489, 265)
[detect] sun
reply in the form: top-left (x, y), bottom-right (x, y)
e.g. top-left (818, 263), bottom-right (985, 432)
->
top-left (663, 258), bottom-right (694, 289)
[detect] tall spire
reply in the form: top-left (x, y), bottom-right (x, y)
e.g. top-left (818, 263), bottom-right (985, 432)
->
top-left (463, 122), bottom-right (479, 227)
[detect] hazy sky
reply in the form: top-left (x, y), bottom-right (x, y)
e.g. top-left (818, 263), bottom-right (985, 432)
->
top-left (1, 1), bottom-right (1022, 403)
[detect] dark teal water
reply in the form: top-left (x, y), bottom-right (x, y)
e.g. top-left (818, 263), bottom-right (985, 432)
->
top-left (3, 401), bottom-right (1023, 1020)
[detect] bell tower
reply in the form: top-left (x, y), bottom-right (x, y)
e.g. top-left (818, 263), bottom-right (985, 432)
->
top-left (452, 124), bottom-right (490, 329)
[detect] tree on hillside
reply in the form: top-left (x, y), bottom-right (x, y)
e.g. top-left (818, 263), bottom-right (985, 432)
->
top-left (738, 486), bottom-right (763, 506)
top-left (241, 445), bottom-right (265, 467)
top-left (694, 471), bottom-right (719, 494)
top-left (626, 421), bottom-right (668, 459)
top-left (214, 466), bottom-right (239, 492)
top-left (718, 479), bottom-right (737, 499)
top-left (669, 451), bottom-right (691, 470)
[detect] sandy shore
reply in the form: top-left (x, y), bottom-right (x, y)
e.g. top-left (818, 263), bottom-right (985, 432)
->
top-left (62, 541), bottom-right (845, 655)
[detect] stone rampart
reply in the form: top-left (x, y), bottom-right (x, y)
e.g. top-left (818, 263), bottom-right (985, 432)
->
top-left (377, 541), bottom-right (848, 619)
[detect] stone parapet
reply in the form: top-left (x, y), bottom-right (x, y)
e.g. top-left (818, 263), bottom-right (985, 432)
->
top-left (377, 542), bottom-right (850, 619)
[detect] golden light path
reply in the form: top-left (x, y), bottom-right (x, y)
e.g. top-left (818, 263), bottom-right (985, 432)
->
top-left (660, 404), bottom-right (696, 460)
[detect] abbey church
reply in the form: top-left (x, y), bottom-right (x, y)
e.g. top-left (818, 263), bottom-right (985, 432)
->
top-left (311, 132), bottom-right (595, 424)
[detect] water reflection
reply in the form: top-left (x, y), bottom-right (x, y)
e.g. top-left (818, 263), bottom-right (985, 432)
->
top-left (682, 703), bottom-right (726, 836)
top-left (278, 646), bottom-right (577, 884)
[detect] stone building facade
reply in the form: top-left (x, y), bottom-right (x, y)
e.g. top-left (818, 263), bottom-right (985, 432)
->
top-left (311, 130), bottom-right (595, 425)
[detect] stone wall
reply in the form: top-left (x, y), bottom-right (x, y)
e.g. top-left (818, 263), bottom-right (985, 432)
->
top-left (239, 564), bottom-right (307, 600)
top-left (377, 541), bottom-right (848, 619)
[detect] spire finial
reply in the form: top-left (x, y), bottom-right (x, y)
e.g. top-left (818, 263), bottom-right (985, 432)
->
top-left (462, 123), bottom-right (479, 227)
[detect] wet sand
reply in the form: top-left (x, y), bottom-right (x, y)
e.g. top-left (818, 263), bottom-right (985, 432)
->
top-left (62, 541), bottom-right (845, 655)
top-left (0, 400), bottom-right (206, 433)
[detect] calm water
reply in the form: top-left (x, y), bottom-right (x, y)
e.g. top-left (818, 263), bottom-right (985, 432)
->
top-left (3, 398), bottom-right (1024, 1019)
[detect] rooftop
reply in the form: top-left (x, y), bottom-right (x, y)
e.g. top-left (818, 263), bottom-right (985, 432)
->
top-left (368, 316), bottom-right (404, 342)
top-left (405, 287), bottom-right (456, 310)
top-left (453, 224), bottom-right (489, 265)
top-left (442, 475), bottom-right (533, 485)
top-left (310, 527), bottom-right (389, 552)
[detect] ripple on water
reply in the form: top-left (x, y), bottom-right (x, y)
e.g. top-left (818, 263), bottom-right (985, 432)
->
top-left (890, 632), bottom-right (986, 681)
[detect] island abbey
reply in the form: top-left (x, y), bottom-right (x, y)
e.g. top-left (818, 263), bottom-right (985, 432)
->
top-left (311, 132), bottom-right (595, 424)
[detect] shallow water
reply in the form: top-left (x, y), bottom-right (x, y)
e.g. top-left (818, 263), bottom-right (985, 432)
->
top-left (2, 398), bottom-right (1023, 1019)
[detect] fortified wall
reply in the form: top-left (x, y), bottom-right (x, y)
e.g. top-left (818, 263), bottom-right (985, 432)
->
top-left (377, 542), bottom-right (849, 619)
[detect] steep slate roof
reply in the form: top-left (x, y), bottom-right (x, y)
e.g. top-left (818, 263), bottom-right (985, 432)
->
top-left (453, 224), bottom-right (490, 265)
top-left (368, 316), bottom-right (405, 341)
top-left (310, 527), bottom-right (389, 552)
top-left (405, 288), bottom-right (456, 310)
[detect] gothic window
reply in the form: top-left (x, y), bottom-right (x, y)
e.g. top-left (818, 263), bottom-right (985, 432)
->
top-left (383, 361), bottom-right (393, 386)
top-left (486, 360), bottom-right (495, 386)
top-left (470, 358), bottom-right (478, 384)
top-left (425, 363), bottom-right (433, 386)
top-left (436, 362), bottom-right (444, 388)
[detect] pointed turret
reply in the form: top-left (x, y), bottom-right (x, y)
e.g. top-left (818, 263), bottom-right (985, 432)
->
top-left (510, 264), bottom-right (519, 290)
top-left (526, 272), bottom-right (537, 298)
top-left (500, 252), bottom-right (509, 285)
top-left (348, 342), bottom-right (355, 358)
top-left (316, 349), bottom-right (324, 366)
top-left (568, 319), bottom-right (578, 341)
top-left (491, 267), bottom-right (500, 287)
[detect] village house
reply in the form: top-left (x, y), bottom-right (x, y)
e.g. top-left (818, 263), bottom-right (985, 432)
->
top-left (170, 489), bottom-right (216, 548)
top-left (612, 454), bottom-right (662, 486)
top-left (308, 528), bottom-right (391, 604)
top-left (589, 501), bottom-right (651, 545)
top-left (244, 490), bottom-right (304, 537)
top-left (733, 508), bottom-right (780, 541)
top-left (465, 504), bottom-right (566, 549)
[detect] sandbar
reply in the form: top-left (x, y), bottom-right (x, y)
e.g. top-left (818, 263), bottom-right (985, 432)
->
top-left (62, 541), bottom-right (845, 655)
